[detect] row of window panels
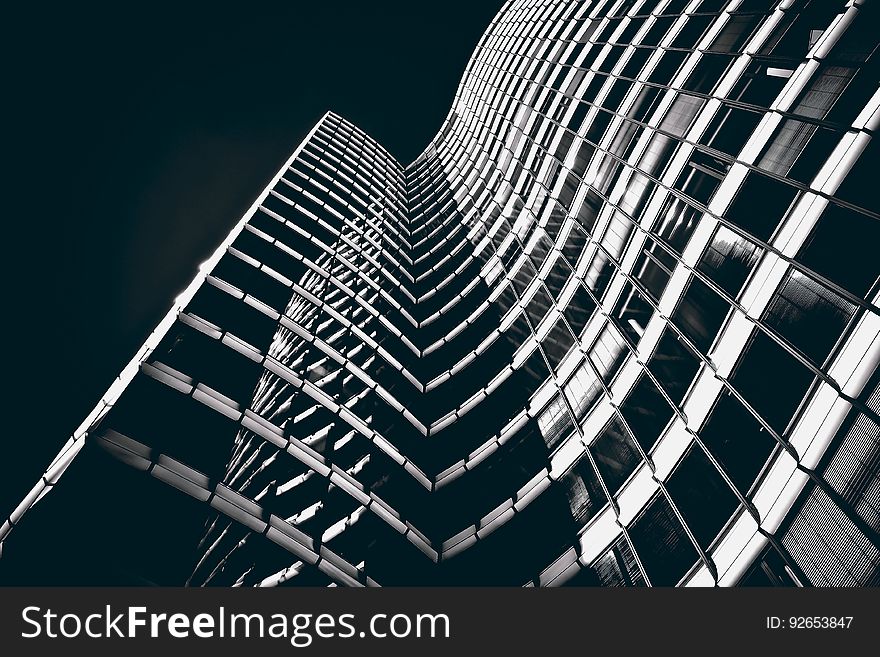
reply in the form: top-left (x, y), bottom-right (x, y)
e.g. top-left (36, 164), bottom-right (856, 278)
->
top-left (243, 205), bottom-right (421, 346)
top-left (473, 68), bottom-right (874, 267)
top-left (470, 0), bottom-right (873, 126)
top-left (279, 161), bottom-right (409, 262)
top-left (199, 243), bottom-right (548, 429)
top-left (197, 251), bottom-right (523, 436)
top-left (482, 99), bottom-right (877, 347)
top-left (192, 481), bottom-right (369, 586)
top-left (260, 186), bottom-right (485, 341)
top-left (390, 127), bottom-right (868, 430)
top-left (258, 186), bottom-right (416, 313)
top-left (295, 140), bottom-right (406, 219)
top-left (535, 265), bottom-right (870, 514)
top-left (234, 212), bottom-right (427, 364)
top-left (538, 6), bottom-right (876, 120)
top-left (100, 360), bottom-right (371, 501)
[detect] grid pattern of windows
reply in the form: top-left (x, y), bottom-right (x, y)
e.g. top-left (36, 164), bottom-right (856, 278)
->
top-left (2, 0), bottom-right (878, 587)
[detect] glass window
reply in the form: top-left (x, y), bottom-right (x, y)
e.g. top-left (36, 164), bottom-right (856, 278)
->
top-left (632, 237), bottom-right (676, 303)
top-left (564, 361), bottom-right (603, 420)
top-left (591, 417), bottom-right (643, 495)
top-left (651, 194), bottom-right (700, 255)
top-left (543, 318), bottom-right (577, 370)
top-left (763, 269), bottom-right (857, 367)
top-left (696, 225), bottom-right (761, 297)
top-left (620, 373), bottom-right (675, 451)
top-left (681, 54), bottom-right (732, 95)
top-left (647, 327), bottom-right (701, 406)
top-left (708, 12), bottom-right (762, 53)
top-left (659, 93), bottom-right (706, 138)
top-left (665, 445), bottom-right (740, 549)
top-left (671, 275), bottom-right (732, 354)
top-left (628, 492), bottom-right (700, 586)
top-left (589, 322), bottom-right (629, 384)
top-left (538, 395), bottom-right (574, 451)
top-left (725, 172), bottom-right (799, 242)
top-left (756, 119), bottom-right (842, 183)
top-left (729, 330), bottom-right (815, 435)
top-left (797, 203), bottom-right (880, 299)
top-left (701, 104), bottom-right (762, 158)
top-left (561, 455), bottom-right (608, 526)
top-left (564, 282), bottom-right (598, 336)
top-left (601, 210), bottom-right (635, 262)
top-left (699, 390), bottom-right (777, 494)
top-left (590, 535), bottom-right (646, 586)
top-left (584, 250), bottom-right (615, 300)
top-left (613, 280), bottom-right (654, 344)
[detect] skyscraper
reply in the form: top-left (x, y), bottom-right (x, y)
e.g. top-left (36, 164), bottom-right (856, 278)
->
top-left (2, 0), bottom-right (878, 587)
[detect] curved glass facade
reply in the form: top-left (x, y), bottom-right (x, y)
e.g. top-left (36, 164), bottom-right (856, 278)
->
top-left (2, 0), bottom-right (878, 587)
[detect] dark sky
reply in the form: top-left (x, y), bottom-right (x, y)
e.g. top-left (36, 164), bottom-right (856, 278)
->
top-left (1, 1), bottom-right (504, 515)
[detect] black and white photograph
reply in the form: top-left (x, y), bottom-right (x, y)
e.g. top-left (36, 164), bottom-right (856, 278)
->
top-left (1, 0), bottom-right (878, 651)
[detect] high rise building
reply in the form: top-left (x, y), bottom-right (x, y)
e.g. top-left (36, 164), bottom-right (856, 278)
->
top-left (2, 0), bottom-right (878, 587)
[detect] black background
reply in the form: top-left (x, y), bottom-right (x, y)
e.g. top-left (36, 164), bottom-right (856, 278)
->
top-left (1, 1), bottom-right (504, 519)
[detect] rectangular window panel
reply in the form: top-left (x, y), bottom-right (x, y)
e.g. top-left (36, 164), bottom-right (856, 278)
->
top-left (589, 322), bottom-right (629, 384)
top-left (781, 484), bottom-right (880, 586)
top-left (652, 194), bottom-right (701, 255)
top-left (564, 361), bottom-right (603, 421)
top-left (591, 418), bottom-right (643, 496)
top-left (613, 280), bottom-right (654, 344)
top-left (797, 203), bottom-right (880, 299)
top-left (628, 493), bottom-right (700, 586)
top-left (538, 394), bottom-right (574, 451)
top-left (725, 172), bottom-right (799, 242)
top-left (564, 282), bottom-right (598, 336)
top-left (665, 445), bottom-right (740, 549)
top-left (763, 269), bottom-right (857, 367)
top-left (543, 317), bottom-right (577, 370)
top-left (584, 250), bottom-right (615, 300)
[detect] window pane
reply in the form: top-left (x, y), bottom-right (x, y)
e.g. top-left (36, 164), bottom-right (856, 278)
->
top-left (725, 172), bottom-right (799, 242)
top-left (628, 493), bottom-right (700, 586)
top-left (590, 535), bottom-right (646, 587)
top-left (797, 203), bottom-right (880, 299)
top-left (647, 327), bottom-right (701, 406)
top-left (591, 418), bottom-right (643, 495)
top-left (699, 391), bottom-right (777, 494)
top-left (696, 225), bottom-right (761, 297)
top-left (671, 276), bottom-right (732, 354)
top-left (729, 330), bottom-right (815, 435)
top-left (561, 455), bottom-right (608, 526)
top-left (620, 373), bottom-right (675, 451)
